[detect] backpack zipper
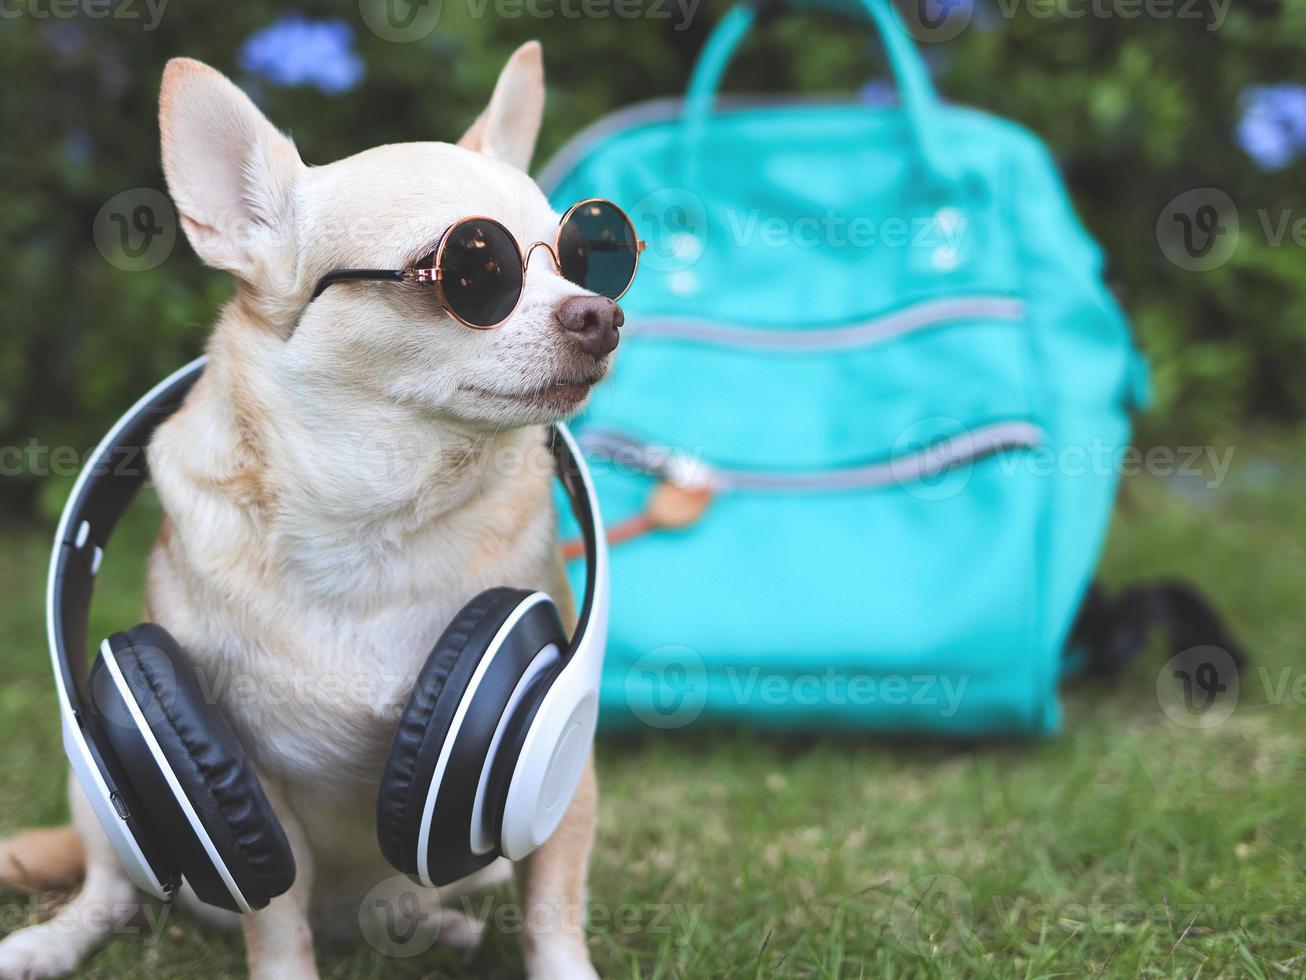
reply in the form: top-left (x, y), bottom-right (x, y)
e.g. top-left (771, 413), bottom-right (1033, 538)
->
top-left (580, 420), bottom-right (1045, 493)
top-left (624, 296), bottom-right (1024, 352)
top-left (560, 421), bottom-right (1045, 556)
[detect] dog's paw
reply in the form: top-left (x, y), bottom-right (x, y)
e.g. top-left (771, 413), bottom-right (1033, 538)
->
top-left (436, 908), bottom-right (486, 961)
top-left (0, 927), bottom-right (83, 979)
top-left (524, 945), bottom-right (600, 980)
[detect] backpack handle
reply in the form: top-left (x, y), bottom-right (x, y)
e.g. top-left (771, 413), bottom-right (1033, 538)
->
top-left (680, 0), bottom-right (957, 190)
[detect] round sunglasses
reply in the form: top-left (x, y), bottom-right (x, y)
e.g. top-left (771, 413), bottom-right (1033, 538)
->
top-left (311, 198), bottom-right (645, 329)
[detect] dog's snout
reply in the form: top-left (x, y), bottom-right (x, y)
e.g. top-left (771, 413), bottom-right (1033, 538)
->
top-left (556, 295), bottom-right (622, 359)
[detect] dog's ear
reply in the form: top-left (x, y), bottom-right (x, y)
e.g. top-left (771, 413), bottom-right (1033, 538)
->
top-left (457, 41), bottom-right (544, 172)
top-left (159, 58), bottom-right (303, 284)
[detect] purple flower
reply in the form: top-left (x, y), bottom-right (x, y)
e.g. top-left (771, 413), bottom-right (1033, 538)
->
top-left (1236, 84), bottom-right (1306, 171)
top-left (860, 80), bottom-right (897, 107)
top-left (240, 16), bottom-right (364, 95)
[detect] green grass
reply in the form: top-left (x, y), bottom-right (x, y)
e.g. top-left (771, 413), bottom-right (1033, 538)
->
top-left (1, 432), bottom-right (1303, 978)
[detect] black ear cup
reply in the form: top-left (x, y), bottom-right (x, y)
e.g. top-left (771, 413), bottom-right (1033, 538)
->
top-left (376, 588), bottom-right (532, 876)
top-left (89, 624), bottom-right (295, 913)
top-left (376, 588), bottom-right (567, 885)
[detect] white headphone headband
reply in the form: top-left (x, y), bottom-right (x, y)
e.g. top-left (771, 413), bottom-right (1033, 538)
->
top-left (47, 356), bottom-right (610, 726)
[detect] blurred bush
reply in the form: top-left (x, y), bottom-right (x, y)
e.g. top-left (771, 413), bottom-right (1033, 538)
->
top-left (1, 0), bottom-right (1304, 518)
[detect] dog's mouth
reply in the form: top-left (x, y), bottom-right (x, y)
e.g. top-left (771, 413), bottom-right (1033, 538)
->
top-left (461, 373), bottom-right (605, 412)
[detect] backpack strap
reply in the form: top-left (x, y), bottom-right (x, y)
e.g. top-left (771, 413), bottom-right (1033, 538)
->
top-left (679, 0), bottom-right (961, 191)
top-left (1071, 579), bottom-right (1249, 678)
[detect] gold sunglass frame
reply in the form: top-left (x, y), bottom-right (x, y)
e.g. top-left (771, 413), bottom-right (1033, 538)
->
top-left (311, 198), bottom-right (646, 330)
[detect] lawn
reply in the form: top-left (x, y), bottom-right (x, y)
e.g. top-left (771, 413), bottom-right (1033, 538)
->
top-left (0, 430), bottom-right (1303, 978)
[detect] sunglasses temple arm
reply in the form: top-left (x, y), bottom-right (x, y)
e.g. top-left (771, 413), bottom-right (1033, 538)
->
top-left (311, 269), bottom-right (408, 300)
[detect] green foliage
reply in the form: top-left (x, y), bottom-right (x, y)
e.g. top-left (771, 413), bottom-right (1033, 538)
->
top-left (2, 0), bottom-right (1304, 517)
top-left (945, 2), bottom-right (1306, 439)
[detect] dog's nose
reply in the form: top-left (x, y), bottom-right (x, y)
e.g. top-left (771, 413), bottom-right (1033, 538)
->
top-left (556, 295), bottom-right (622, 359)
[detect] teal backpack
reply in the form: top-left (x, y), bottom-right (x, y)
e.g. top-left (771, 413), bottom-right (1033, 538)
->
top-left (542, 0), bottom-right (1229, 736)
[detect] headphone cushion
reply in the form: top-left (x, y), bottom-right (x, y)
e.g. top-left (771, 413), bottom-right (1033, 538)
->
top-left (106, 624), bottom-right (295, 907)
top-left (376, 587), bottom-right (534, 875)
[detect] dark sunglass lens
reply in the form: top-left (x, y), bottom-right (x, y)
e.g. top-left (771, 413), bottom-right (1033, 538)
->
top-left (558, 201), bottom-right (638, 300)
top-left (438, 219), bottom-right (523, 327)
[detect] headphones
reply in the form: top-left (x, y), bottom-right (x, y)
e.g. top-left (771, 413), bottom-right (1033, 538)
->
top-left (48, 357), bottom-right (609, 913)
